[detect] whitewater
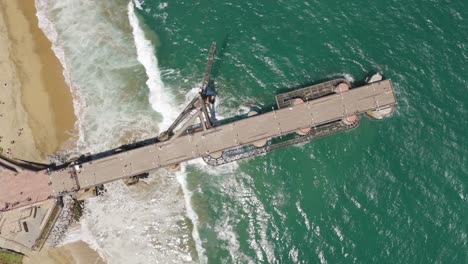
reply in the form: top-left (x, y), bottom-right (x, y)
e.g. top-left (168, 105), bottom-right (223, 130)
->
top-left (128, 2), bottom-right (206, 262)
top-left (34, 0), bottom-right (468, 263)
top-left (35, 0), bottom-right (205, 263)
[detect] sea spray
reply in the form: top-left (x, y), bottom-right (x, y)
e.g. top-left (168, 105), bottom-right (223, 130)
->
top-left (128, 1), bottom-right (206, 261)
top-left (36, 0), bottom-right (160, 153)
top-left (36, 1), bottom-right (273, 261)
top-left (35, 1), bottom-right (359, 263)
top-left (59, 219), bottom-right (106, 261)
top-left (35, 0), bottom-right (85, 145)
top-left (128, 1), bottom-right (179, 131)
top-left (175, 166), bottom-right (207, 264)
top-left (35, 0), bottom-right (193, 262)
top-left (80, 176), bottom-right (194, 263)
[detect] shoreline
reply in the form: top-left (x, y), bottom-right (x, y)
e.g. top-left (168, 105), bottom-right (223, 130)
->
top-left (22, 241), bottom-right (105, 264)
top-left (0, 0), bottom-right (76, 162)
top-left (0, 0), bottom-right (104, 263)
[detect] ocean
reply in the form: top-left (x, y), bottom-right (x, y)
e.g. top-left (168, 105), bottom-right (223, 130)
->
top-left (36, 0), bottom-right (467, 263)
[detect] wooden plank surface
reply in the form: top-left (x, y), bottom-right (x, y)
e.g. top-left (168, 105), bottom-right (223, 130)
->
top-left (48, 80), bottom-right (395, 193)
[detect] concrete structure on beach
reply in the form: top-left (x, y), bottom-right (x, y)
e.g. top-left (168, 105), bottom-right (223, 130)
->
top-left (0, 72), bottom-right (396, 253)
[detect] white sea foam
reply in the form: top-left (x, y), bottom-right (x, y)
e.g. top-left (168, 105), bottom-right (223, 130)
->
top-left (215, 219), bottom-right (239, 252)
top-left (158, 3), bottom-right (168, 10)
top-left (343, 73), bottom-right (355, 83)
top-left (296, 201), bottom-right (311, 230)
top-left (36, 0), bottom-right (161, 152)
top-left (333, 226), bottom-right (344, 241)
top-left (133, 0), bottom-right (144, 10)
top-left (318, 250), bottom-right (328, 264)
top-left (36, 1), bottom-right (275, 263)
top-left (208, 169), bottom-right (277, 263)
top-left (81, 176), bottom-right (194, 264)
top-left (288, 247), bottom-right (299, 263)
top-left (175, 166), bottom-right (207, 263)
top-left (36, 0), bottom-right (197, 262)
top-left (60, 222), bottom-right (105, 260)
top-left (35, 0), bottom-right (85, 145)
top-left (128, 2), bottom-right (206, 262)
top-left (35, 2), bottom-right (116, 258)
top-left (128, 1), bottom-right (179, 132)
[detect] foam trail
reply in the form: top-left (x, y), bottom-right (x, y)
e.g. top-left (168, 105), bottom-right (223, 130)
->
top-left (128, 1), bottom-right (206, 262)
top-left (36, 0), bottom-right (193, 262)
top-left (35, 0), bottom-right (85, 145)
top-left (128, 1), bottom-right (179, 132)
top-left (133, 0), bottom-right (144, 10)
top-left (176, 166), bottom-right (207, 264)
top-left (37, 1), bottom-right (206, 261)
top-left (36, 0), bottom-right (161, 153)
top-left (60, 223), bottom-right (105, 260)
top-left (343, 73), bottom-right (355, 83)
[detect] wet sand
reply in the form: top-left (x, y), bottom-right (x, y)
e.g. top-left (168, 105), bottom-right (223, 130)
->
top-left (23, 242), bottom-right (105, 264)
top-left (0, 1), bottom-right (105, 263)
top-left (0, 0), bottom-right (76, 162)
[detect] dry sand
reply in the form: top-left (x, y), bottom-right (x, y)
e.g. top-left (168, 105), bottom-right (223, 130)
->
top-left (0, 2), bottom-right (39, 162)
top-left (0, 1), bottom-right (105, 263)
top-left (0, 0), bottom-right (75, 162)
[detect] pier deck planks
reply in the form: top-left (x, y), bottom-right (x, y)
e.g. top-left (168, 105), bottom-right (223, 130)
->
top-left (48, 80), bottom-right (396, 194)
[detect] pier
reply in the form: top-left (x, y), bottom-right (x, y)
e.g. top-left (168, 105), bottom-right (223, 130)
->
top-left (0, 43), bottom-right (396, 252)
top-left (48, 78), bottom-right (395, 196)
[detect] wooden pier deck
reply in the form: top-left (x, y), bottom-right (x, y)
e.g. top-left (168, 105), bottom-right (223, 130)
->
top-left (47, 79), bottom-right (396, 195)
top-left (0, 77), bottom-right (395, 253)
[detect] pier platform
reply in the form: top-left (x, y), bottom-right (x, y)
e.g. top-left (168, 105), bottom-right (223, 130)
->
top-left (47, 79), bottom-right (395, 195)
top-left (0, 76), bottom-right (396, 253)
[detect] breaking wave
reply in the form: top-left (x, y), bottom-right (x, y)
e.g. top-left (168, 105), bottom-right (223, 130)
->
top-left (35, 0), bottom-right (202, 263)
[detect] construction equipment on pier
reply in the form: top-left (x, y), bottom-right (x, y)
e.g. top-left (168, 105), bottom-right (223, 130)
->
top-left (159, 42), bottom-right (217, 141)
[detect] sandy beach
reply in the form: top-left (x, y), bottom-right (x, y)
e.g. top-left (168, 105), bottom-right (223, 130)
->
top-left (23, 242), bottom-right (105, 264)
top-left (0, 0), bottom-right (104, 263)
top-left (0, 0), bottom-right (75, 162)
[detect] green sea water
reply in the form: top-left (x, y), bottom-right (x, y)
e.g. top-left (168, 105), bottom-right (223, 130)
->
top-left (37, 0), bottom-right (467, 262)
top-left (134, 0), bottom-right (467, 263)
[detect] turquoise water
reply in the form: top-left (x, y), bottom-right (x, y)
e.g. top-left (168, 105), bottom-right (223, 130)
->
top-left (38, 0), bottom-right (467, 263)
top-left (138, 0), bottom-right (467, 263)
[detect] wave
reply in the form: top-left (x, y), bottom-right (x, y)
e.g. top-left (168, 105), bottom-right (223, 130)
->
top-left (128, 1), bottom-right (206, 262)
top-left (128, 1), bottom-right (178, 132)
top-left (35, 0), bottom-right (197, 263)
top-left (36, 1), bottom-right (273, 263)
top-left (36, 0), bottom-right (161, 153)
top-left (35, 0), bottom-right (85, 145)
top-left (175, 166), bottom-right (207, 263)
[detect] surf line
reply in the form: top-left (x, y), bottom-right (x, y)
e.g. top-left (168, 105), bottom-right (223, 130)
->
top-left (128, 1), bottom-right (207, 262)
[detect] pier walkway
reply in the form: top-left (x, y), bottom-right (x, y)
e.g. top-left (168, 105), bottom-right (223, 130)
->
top-left (0, 42), bottom-right (396, 252)
top-left (0, 77), bottom-right (395, 252)
top-left (48, 79), bottom-right (395, 195)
